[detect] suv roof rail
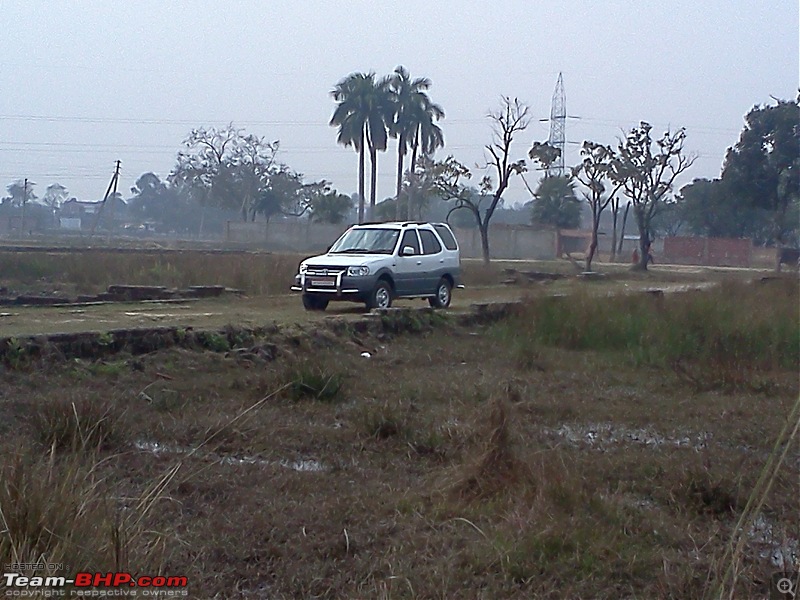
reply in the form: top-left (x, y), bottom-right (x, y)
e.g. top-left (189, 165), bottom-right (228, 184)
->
top-left (355, 220), bottom-right (433, 227)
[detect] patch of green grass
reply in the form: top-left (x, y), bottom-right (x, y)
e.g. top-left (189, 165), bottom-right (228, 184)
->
top-left (88, 360), bottom-right (127, 377)
top-left (197, 331), bottom-right (230, 353)
top-left (494, 279), bottom-right (799, 390)
top-left (2, 337), bottom-right (27, 369)
top-left (287, 361), bottom-right (346, 402)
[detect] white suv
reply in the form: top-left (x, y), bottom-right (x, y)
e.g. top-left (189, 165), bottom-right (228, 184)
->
top-left (291, 222), bottom-right (462, 311)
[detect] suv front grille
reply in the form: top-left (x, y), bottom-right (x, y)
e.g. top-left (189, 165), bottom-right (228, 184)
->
top-left (305, 266), bottom-right (347, 277)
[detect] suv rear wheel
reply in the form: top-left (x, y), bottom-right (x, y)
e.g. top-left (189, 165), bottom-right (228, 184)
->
top-left (367, 280), bottom-right (393, 310)
top-left (428, 278), bottom-right (452, 308)
top-left (302, 294), bottom-right (329, 311)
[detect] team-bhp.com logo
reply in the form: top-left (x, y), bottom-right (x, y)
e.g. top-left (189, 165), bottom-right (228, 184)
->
top-left (3, 571), bottom-right (189, 597)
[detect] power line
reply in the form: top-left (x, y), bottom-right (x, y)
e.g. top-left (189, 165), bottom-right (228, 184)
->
top-left (4, 111), bottom-right (741, 134)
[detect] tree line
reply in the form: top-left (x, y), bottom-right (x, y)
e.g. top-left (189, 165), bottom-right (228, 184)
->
top-left (2, 69), bottom-right (796, 267)
top-left (327, 68), bottom-right (796, 269)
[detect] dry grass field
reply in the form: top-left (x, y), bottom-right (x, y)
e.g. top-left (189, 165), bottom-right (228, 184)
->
top-left (0, 249), bottom-right (797, 599)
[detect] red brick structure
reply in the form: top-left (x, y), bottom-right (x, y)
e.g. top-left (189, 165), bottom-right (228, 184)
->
top-left (663, 236), bottom-right (752, 267)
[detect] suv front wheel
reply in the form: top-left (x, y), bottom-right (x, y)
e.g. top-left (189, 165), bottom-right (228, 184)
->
top-left (429, 278), bottom-right (452, 309)
top-left (367, 280), bottom-right (393, 310)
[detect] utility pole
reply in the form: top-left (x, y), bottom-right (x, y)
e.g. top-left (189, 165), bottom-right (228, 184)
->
top-left (89, 160), bottom-right (121, 239)
top-left (107, 160), bottom-right (121, 242)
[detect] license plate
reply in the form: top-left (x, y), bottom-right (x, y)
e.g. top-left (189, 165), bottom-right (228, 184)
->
top-left (310, 278), bottom-right (335, 287)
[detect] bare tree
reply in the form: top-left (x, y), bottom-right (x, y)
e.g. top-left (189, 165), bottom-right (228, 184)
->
top-left (572, 141), bottom-right (621, 271)
top-left (610, 122), bottom-right (696, 270)
top-left (446, 97), bottom-right (530, 263)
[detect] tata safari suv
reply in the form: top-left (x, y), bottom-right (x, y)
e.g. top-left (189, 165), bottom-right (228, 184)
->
top-left (291, 222), bottom-right (462, 311)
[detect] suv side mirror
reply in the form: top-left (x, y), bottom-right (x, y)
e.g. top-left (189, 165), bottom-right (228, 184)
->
top-left (401, 246), bottom-right (416, 256)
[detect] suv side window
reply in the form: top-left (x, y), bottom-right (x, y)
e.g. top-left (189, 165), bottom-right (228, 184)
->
top-left (433, 224), bottom-right (458, 250)
top-left (419, 229), bottom-right (442, 255)
top-left (399, 229), bottom-right (420, 255)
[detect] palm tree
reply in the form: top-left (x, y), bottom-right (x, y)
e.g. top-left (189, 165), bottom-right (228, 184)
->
top-left (387, 66), bottom-right (445, 220)
top-left (330, 73), bottom-right (370, 223)
top-left (330, 72), bottom-right (392, 222)
top-left (410, 104), bottom-right (445, 173)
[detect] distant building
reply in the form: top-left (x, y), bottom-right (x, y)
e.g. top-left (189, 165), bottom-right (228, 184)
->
top-left (59, 197), bottom-right (127, 229)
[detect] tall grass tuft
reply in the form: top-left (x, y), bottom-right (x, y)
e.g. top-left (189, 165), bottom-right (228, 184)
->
top-left (287, 361), bottom-right (346, 402)
top-left (0, 447), bottom-right (176, 574)
top-left (0, 449), bottom-right (118, 571)
top-left (451, 394), bottom-right (531, 500)
top-left (29, 396), bottom-right (126, 452)
top-left (355, 402), bottom-right (407, 440)
top-left (496, 279), bottom-right (799, 388)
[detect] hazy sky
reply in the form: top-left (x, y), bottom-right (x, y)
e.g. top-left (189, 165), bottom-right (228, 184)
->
top-left (0, 1), bottom-right (797, 206)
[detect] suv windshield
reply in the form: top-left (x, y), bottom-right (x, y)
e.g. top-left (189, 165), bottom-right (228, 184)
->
top-left (329, 228), bottom-right (399, 254)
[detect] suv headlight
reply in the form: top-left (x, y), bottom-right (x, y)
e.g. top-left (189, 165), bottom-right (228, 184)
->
top-left (299, 263), bottom-right (308, 274)
top-left (347, 266), bottom-right (370, 277)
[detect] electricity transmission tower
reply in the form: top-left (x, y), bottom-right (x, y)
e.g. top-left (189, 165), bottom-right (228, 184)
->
top-left (547, 72), bottom-right (566, 177)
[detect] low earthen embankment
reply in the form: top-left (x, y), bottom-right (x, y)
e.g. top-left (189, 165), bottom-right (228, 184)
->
top-left (0, 303), bottom-right (522, 367)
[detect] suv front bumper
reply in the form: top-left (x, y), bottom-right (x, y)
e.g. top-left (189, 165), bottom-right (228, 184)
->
top-left (291, 272), bottom-right (378, 298)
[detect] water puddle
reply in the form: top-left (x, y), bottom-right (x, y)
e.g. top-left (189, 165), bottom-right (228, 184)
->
top-left (279, 459), bottom-right (325, 472)
top-left (748, 514), bottom-right (798, 570)
top-left (134, 440), bottom-right (188, 455)
top-left (134, 440), bottom-right (326, 472)
top-left (545, 422), bottom-right (712, 451)
top-left (218, 454), bottom-right (271, 467)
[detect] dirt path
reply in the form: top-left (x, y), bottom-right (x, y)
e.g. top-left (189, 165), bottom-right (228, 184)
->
top-left (0, 277), bottom-right (730, 339)
top-left (0, 286), bottom-right (531, 338)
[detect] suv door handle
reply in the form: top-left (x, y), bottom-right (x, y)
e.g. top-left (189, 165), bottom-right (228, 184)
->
top-left (416, 260), bottom-right (422, 265)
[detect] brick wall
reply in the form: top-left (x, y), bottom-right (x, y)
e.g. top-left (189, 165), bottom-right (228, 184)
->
top-left (663, 236), bottom-right (752, 267)
top-left (706, 238), bottom-right (752, 267)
